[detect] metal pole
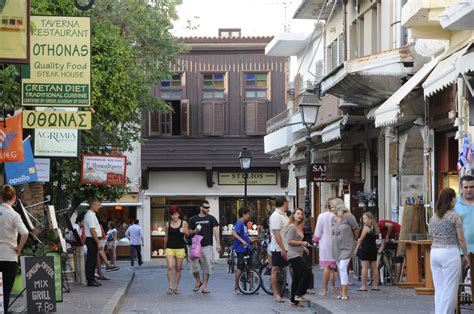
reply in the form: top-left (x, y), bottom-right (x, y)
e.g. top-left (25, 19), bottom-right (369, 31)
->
top-left (304, 127), bottom-right (314, 288)
top-left (244, 170), bottom-right (248, 208)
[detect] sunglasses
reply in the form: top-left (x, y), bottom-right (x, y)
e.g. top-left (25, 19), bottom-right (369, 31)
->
top-left (202, 206), bottom-right (210, 209)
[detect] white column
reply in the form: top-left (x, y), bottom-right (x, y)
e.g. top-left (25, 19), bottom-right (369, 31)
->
top-left (142, 194), bottom-right (151, 262)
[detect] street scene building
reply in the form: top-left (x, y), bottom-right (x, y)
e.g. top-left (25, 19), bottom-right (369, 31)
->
top-left (0, 0), bottom-right (473, 313)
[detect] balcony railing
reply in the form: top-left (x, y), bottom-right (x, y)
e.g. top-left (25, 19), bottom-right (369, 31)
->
top-left (266, 108), bottom-right (292, 134)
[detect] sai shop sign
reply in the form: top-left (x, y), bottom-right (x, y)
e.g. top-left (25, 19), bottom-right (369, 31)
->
top-left (21, 16), bottom-right (91, 107)
top-left (81, 154), bottom-right (127, 186)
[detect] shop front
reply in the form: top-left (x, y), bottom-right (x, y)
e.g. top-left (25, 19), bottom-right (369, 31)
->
top-left (142, 170), bottom-right (295, 261)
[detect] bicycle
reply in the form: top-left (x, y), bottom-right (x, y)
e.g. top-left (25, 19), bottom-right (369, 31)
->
top-left (227, 248), bottom-right (236, 274)
top-left (259, 261), bottom-right (287, 296)
top-left (237, 253), bottom-right (262, 295)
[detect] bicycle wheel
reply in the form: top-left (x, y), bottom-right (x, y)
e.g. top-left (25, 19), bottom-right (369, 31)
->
top-left (278, 266), bottom-right (287, 297)
top-left (259, 263), bottom-right (273, 295)
top-left (238, 269), bottom-right (261, 295)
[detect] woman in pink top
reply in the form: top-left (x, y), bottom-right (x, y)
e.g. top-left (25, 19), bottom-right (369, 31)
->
top-left (313, 197), bottom-right (343, 296)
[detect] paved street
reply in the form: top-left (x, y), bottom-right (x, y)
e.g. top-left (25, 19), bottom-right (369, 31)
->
top-left (120, 260), bottom-right (312, 314)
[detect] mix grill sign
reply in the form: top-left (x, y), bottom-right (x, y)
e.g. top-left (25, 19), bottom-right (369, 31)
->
top-left (23, 110), bottom-right (91, 129)
top-left (21, 16), bottom-right (91, 107)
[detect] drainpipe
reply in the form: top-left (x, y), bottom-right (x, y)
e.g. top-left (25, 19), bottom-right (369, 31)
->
top-left (343, 0), bottom-right (348, 61)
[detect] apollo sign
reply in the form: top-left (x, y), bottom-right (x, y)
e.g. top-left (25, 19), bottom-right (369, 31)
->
top-left (22, 110), bottom-right (91, 129)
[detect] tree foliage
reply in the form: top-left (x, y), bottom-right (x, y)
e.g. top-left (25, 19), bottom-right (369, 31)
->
top-left (1, 0), bottom-right (183, 212)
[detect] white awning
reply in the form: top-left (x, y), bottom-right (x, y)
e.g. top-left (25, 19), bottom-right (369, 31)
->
top-left (456, 48), bottom-right (474, 74)
top-left (319, 46), bottom-right (421, 107)
top-left (321, 118), bottom-right (343, 143)
top-left (423, 43), bottom-right (473, 98)
top-left (374, 58), bottom-right (439, 127)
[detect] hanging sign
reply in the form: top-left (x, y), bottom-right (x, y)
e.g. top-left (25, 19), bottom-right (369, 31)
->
top-left (0, 0), bottom-right (30, 63)
top-left (34, 129), bottom-right (78, 157)
top-left (21, 15), bottom-right (91, 107)
top-left (0, 111), bottom-right (24, 162)
top-left (21, 256), bottom-right (57, 313)
top-left (81, 154), bottom-right (127, 186)
top-left (5, 137), bottom-right (38, 186)
top-left (310, 163), bottom-right (327, 182)
top-left (23, 110), bottom-right (92, 129)
top-left (34, 158), bottom-right (51, 182)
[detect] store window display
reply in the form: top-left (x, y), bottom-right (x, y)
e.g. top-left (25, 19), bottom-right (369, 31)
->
top-left (150, 197), bottom-right (202, 258)
top-left (219, 197), bottom-right (275, 256)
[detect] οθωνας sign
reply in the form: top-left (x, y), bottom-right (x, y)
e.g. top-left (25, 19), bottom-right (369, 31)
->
top-left (23, 110), bottom-right (91, 129)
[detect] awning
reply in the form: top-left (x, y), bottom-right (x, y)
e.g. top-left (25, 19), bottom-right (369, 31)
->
top-left (320, 46), bottom-right (421, 107)
top-left (374, 58), bottom-right (439, 127)
top-left (321, 118), bottom-right (343, 143)
top-left (456, 46), bottom-right (474, 74)
top-left (423, 43), bottom-right (473, 98)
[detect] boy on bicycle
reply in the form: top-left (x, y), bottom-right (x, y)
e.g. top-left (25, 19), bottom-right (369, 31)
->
top-left (232, 207), bottom-right (251, 294)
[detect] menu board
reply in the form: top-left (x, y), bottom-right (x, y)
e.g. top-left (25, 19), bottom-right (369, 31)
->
top-left (21, 256), bottom-right (56, 313)
top-left (46, 252), bottom-right (63, 302)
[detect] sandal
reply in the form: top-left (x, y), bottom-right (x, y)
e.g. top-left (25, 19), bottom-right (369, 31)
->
top-left (202, 290), bottom-right (211, 294)
top-left (192, 283), bottom-right (202, 292)
top-left (357, 288), bottom-right (368, 291)
top-left (289, 302), bottom-right (304, 307)
top-left (318, 291), bottom-right (328, 296)
top-left (173, 289), bottom-right (180, 294)
top-left (167, 288), bottom-right (173, 295)
top-left (274, 298), bottom-right (284, 303)
top-left (336, 295), bottom-right (350, 300)
top-left (371, 288), bottom-right (380, 291)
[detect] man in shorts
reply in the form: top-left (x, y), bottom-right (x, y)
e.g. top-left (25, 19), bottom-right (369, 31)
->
top-left (269, 196), bottom-right (289, 302)
top-left (188, 200), bottom-right (221, 294)
top-left (232, 207), bottom-right (251, 293)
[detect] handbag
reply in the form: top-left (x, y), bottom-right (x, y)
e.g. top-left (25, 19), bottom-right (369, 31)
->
top-left (189, 234), bottom-right (203, 260)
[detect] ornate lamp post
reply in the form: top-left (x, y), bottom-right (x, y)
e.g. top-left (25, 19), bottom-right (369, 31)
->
top-left (239, 147), bottom-right (252, 208)
top-left (299, 100), bottom-right (321, 279)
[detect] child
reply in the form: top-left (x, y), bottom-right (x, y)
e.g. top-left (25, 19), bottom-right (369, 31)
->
top-left (232, 207), bottom-right (251, 294)
top-left (355, 212), bottom-right (380, 291)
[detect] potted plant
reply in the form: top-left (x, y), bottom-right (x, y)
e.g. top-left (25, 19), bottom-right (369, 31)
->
top-left (354, 189), bottom-right (377, 207)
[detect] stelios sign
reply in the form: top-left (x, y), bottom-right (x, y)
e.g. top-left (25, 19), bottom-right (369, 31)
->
top-left (21, 16), bottom-right (91, 107)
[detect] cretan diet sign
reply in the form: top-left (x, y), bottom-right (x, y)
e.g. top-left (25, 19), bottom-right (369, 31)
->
top-left (21, 16), bottom-right (91, 107)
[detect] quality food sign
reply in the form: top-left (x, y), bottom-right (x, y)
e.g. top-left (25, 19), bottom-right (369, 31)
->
top-left (80, 154), bottom-right (127, 186)
top-left (22, 16), bottom-right (91, 107)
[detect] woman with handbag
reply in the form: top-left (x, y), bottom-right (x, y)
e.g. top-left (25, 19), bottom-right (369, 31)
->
top-left (164, 205), bottom-right (189, 294)
top-left (0, 185), bottom-right (29, 313)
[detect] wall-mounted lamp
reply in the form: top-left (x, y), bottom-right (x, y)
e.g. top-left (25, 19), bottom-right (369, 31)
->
top-left (455, 130), bottom-right (464, 140)
top-left (453, 117), bottom-right (466, 127)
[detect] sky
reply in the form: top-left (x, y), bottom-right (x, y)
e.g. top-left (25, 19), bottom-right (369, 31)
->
top-left (172, 0), bottom-right (314, 37)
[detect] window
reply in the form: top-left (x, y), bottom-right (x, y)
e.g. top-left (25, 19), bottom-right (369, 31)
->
top-left (160, 74), bottom-right (182, 87)
top-left (201, 102), bottom-right (225, 136)
top-left (159, 73), bottom-right (183, 100)
top-left (245, 100), bottom-right (267, 135)
top-left (244, 73), bottom-right (268, 100)
top-left (202, 73), bottom-right (225, 100)
top-left (326, 36), bottom-right (345, 73)
top-left (149, 100), bottom-right (189, 136)
top-left (218, 28), bottom-right (241, 38)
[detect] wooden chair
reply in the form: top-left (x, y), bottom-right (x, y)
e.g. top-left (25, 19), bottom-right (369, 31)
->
top-left (457, 253), bottom-right (474, 314)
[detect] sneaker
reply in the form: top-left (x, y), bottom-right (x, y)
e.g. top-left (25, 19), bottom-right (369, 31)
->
top-left (233, 289), bottom-right (241, 295)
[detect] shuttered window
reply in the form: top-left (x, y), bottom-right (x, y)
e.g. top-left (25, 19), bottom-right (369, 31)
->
top-left (202, 102), bottom-right (225, 136)
top-left (148, 99), bottom-right (190, 136)
top-left (149, 112), bottom-right (160, 135)
top-left (245, 100), bottom-right (268, 135)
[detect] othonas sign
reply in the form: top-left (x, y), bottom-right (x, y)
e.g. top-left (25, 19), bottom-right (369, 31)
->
top-left (81, 154), bottom-right (127, 186)
top-left (23, 110), bottom-right (91, 129)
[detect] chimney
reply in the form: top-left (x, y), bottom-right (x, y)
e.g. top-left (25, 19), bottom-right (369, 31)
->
top-left (218, 28), bottom-right (241, 38)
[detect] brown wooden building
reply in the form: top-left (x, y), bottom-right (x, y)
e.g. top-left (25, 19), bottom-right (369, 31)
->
top-left (141, 30), bottom-right (292, 259)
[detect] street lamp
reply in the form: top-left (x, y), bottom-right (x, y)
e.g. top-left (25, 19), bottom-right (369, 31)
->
top-left (239, 147), bottom-right (252, 208)
top-left (299, 97), bottom-right (321, 286)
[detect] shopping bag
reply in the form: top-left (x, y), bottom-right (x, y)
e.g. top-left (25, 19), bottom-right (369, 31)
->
top-left (189, 234), bottom-right (203, 260)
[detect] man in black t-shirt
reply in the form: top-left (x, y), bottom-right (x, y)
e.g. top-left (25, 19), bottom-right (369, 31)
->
top-left (188, 200), bottom-right (221, 294)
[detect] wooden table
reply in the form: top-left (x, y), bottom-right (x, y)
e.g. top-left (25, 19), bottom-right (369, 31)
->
top-left (414, 240), bottom-right (434, 295)
top-left (397, 240), bottom-right (424, 288)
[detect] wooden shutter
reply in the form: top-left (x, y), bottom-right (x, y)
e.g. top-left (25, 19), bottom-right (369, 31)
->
top-left (180, 99), bottom-right (190, 136)
top-left (202, 102), bottom-right (225, 136)
top-left (245, 100), bottom-right (267, 135)
top-left (149, 112), bottom-right (160, 135)
top-left (202, 103), bottom-right (214, 135)
top-left (213, 102), bottom-right (225, 135)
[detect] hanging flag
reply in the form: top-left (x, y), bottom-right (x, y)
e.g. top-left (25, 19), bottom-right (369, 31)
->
top-left (458, 134), bottom-right (472, 171)
top-left (5, 136), bottom-right (38, 186)
top-left (0, 110), bottom-right (24, 162)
